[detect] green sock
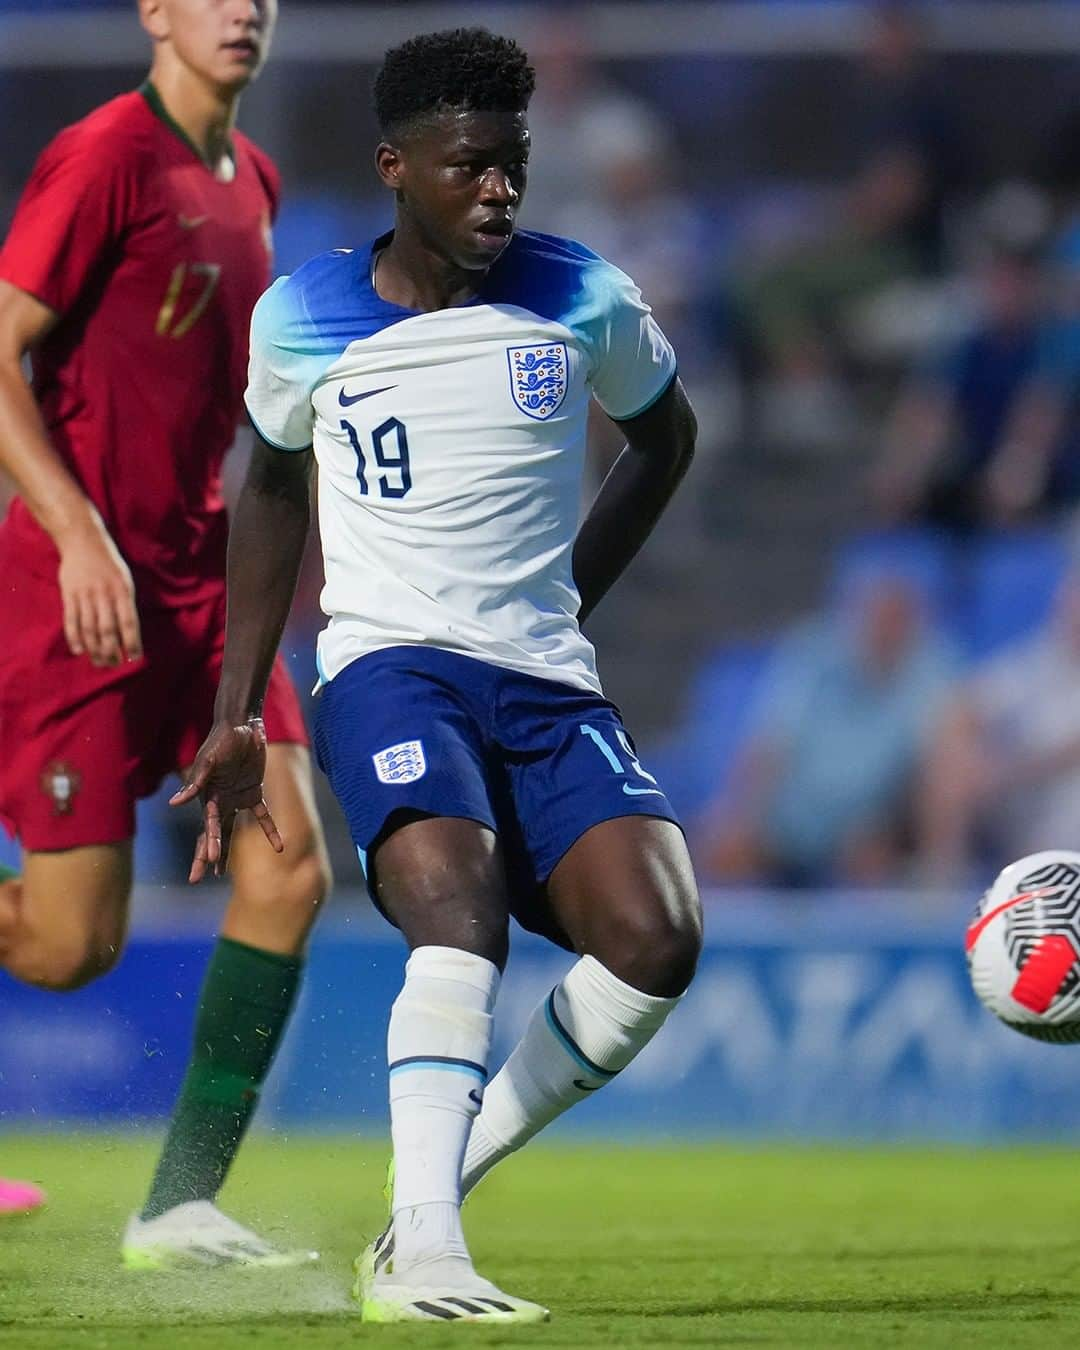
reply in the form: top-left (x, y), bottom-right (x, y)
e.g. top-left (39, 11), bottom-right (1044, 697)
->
top-left (141, 936), bottom-right (302, 1220)
top-left (0, 864), bottom-right (18, 883)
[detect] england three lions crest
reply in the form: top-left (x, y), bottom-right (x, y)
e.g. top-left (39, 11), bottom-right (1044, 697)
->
top-left (507, 342), bottom-right (568, 421)
top-left (373, 740), bottom-right (427, 785)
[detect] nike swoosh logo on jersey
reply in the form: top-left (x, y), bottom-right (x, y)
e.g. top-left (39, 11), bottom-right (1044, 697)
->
top-left (622, 784), bottom-right (665, 797)
top-left (177, 214), bottom-right (209, 230)
top-left (574, 1079), bottom-right (602, 1092)
top-left (339, 384), bottom-right (398, 407)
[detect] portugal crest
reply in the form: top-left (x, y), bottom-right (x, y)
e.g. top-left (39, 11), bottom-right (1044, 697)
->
top-left (373, 740), bottom-right (427, 785)
top-left (507, 342), bottom-right (568, 421)
top-left (40, 760), bottom-right (81, 816)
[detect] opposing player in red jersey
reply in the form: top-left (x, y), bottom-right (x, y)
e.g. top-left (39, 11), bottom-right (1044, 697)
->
top-left (0, 0), bottom-right (331, 1266)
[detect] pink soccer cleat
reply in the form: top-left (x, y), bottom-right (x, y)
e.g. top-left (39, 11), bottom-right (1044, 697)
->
top-left (0, 1178), bottom-right (46, 1216)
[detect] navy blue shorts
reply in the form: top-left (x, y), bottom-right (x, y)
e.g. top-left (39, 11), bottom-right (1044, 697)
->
top-left (313, 646), bottom-right (680, 935)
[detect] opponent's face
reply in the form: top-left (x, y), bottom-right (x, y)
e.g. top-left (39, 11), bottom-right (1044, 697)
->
top-left (377, 111), bottom-right (530, 271)
top-left (140, 0), bottom-right (276, 92)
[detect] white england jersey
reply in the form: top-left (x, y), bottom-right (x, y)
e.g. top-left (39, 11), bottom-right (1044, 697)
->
top-left (245, 229), bottom-right (676, 695)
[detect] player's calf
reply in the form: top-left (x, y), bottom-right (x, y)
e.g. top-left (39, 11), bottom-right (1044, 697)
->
top-left (221, 843), bottom-right (330, 955)
top-left (222, 748), bottom-right (332, 956)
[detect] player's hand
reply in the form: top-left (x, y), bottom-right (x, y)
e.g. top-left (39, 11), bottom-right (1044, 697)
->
top-left (57, 514), bottom-right (143, 667)
top-left (170, 718), bottom-right (283, 883)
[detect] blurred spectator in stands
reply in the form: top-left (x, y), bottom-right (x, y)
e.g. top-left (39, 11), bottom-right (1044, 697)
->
top-left (552, 120), bottom-right (706, 359)
top-left (522, 9), bottom-right (670, 232)
top-left (920, 565), bottom-right (1080, 884)
top-left (983, 229), bottom-right (1080, 523)
top-left (870, 184), bottom-right (1071, 529)
top-left (738, 3), bottom-right (965, 371)
top-left (692, 564), bottom-right (957, 888)
top-left (854, 1), bottom-right (964, 277)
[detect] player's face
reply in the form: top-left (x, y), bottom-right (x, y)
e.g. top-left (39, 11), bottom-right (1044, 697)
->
top-left (140, 0), bottom-right (276, 92)
top-left (381, 111), bottom-right (530, 271)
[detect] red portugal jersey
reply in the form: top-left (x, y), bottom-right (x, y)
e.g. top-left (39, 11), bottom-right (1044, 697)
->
top-left (0, 85), bottom-right (279, 607)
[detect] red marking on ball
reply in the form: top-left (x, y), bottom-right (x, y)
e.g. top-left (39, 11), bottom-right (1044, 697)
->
top-left (1010, 934), bottom-right (1079, 1014)
top-left (965, 888), bottom-right (1056, 954)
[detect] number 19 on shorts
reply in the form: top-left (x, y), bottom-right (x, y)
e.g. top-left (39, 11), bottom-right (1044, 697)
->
top-left (580, 725), bottom-right (664, 797)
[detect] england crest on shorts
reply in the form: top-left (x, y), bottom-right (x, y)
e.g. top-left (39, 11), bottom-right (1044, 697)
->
top-left (373, 739), bottom-right (427, 785)
top-left (506, 342), bottom-right (568, 420)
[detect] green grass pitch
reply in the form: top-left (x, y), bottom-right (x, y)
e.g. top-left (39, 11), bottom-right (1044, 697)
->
top-left (2, 1136), bottom-right (1080, 1347)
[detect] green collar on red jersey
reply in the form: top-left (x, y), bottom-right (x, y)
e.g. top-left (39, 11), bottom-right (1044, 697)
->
top-left (138, 80), bottom-right (234, 172)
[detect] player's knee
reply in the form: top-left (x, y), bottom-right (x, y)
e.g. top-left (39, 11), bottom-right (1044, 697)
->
top-left (390, 880), bottom-right (510, 966)
top-left (601, 895), bottom-right (703, 998)
top-left (13, 932), bottom-right (122, 992)
top-left (247, 840), bottom-right (331, 928)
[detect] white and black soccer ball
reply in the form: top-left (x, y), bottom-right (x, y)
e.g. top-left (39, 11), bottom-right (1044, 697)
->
top-left (966, 851), bottom-right (1080, 1043)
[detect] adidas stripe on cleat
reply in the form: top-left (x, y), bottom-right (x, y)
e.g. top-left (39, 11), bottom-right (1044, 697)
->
top-left (353, 1232), bottom-right (548, 1324)
top-left (353, 1269), bottom-right (550, 1324)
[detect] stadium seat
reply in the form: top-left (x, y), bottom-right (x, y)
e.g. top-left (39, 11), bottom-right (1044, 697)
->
top-left (959, 530), bottom-right (1068, 660)
top-left (827, 528), bottom-right (956, 625)
top-left (646, 640), bottom-right (773, 819)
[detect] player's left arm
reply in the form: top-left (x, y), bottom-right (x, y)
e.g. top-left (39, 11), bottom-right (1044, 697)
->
top-left (573, 376), bottom-right (696, 625)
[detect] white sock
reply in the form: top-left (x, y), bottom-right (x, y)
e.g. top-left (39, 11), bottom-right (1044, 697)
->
top-left (461, 954), bottom-right (680, 1196)
top-left (387, 945), bottom-right (500, 1277)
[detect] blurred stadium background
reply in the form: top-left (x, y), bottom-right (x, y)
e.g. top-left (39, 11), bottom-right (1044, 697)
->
top-left (3, 0), bottom-right (1080, 1145)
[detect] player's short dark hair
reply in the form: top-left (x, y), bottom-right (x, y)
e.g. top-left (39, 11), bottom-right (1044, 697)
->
top-left (374, 28), bottom-right (535, 139)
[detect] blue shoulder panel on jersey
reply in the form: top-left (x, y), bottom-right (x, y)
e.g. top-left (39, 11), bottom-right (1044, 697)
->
top-left (274, 239), bottom-right (418, 353)
top-left (258, 229), bottom-right (627, 385)
top-left (247, 240), bottom-right (423, 448)
top-left (482, 229), bottom-right (627, 357)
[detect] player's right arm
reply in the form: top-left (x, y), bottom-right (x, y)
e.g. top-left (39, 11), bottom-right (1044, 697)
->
top-left (0, 280), bottom-right (141, 667)
top-left (172, 278), bottom-right (317, 880)
top-left (171, 438), bottom-right (311, 881)
top-left (0, 121), bottom-right (143, 667)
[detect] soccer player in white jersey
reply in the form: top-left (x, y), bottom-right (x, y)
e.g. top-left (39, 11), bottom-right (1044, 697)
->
top-left (174, 27), bottom-right (702, 1323)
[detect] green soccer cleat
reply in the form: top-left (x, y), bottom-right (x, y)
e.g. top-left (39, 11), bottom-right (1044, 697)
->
top-left (121, 1201), bottom-right (319, 1270)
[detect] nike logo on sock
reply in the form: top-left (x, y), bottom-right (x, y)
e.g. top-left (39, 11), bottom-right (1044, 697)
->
top-left (339, 384), bottom-right (397, 406)
top-left (468, 1088), bottom-right (484, 1107)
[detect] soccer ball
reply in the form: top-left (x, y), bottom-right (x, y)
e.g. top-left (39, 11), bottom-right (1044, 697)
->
top-left (966, 850), bottom-right (1080, 1043)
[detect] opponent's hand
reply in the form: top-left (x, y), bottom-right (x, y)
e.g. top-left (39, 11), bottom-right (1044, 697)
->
top-left (57, 515), bottom-right (143, 667)
top-left (169, 718), bottom-right (283, 883)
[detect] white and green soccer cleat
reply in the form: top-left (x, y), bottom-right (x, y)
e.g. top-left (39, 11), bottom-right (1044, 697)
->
top-left (354, 1160), bottom-right (547, 1323)
top-left (352, 1252), bottom-right (550, 1324)
top-left (121, 1201), bottom-right (319, 1270)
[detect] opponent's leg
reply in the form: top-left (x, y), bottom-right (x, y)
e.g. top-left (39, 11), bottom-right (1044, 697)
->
top-left (463, 816), bottom-right (701, 1194)
top-left (354, 816), bottom-right (547, 1323)
top-left (0, 844), bottom-right (131, 991)
top-left (128, 745), bottom-right (329, 1267)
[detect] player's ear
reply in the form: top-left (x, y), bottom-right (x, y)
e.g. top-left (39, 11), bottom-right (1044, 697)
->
top-left (137, 0), bottom-right (170, 42)
top-left (375, 143), bottom-right (405, 192)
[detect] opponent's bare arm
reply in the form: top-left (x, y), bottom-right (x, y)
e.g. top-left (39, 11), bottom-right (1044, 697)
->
top-left (0, 278), bottom-right (141, 667)
top-left (573, 377), bottom-right (696, 625)
top-left (171, 436), bottom-right (313, 880)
